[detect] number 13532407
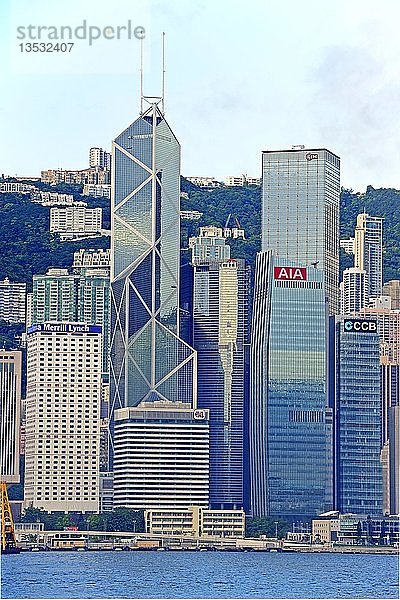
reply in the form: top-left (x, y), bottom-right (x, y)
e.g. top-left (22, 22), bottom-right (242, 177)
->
top-left (19, 42), bottom-right (74, 52)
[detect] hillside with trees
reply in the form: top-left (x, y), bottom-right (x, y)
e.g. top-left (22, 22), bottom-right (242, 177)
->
top-left (0, 180), bottom-right (398, 287)
top-left (181, 180), bottom-right (400, 282)
top-left (0, 190), bottom-right (110, 289)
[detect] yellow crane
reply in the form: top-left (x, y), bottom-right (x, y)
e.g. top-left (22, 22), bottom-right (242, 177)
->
top-left (1, 482), bottom-right (20, 554)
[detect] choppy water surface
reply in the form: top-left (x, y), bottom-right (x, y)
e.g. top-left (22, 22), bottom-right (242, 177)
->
top-left (2, 550), bottom-right (399, 599)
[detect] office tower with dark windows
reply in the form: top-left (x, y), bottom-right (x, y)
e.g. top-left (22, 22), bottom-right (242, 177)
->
top-left (354, 213), bottom-right (383, 300)
top-left (0, 350), bottom-right (22, 484)
top-left (250, 252), bottom-right (333, 519)
top-left (191, 230), bottom-right (250, 509)
top-left (381, 362), bottom-right (400, 515)
top-left (388, 405), bottom-right (399, 514)
top-left (261, 148), bottom-right (340, 314)
top-left (331, 317), bottom-right (382, 515)
top-left (110, 97), bottom-right (202, 507)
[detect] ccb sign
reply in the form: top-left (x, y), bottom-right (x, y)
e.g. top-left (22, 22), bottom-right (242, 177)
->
top-left (344, 319), bottom-right (377, 333)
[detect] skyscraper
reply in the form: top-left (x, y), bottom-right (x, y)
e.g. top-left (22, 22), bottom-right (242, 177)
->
top-left (336, 317), bottom-right (383, 514)
top-left (354, 213), bottom-right (383, 300)
top-left (388, 405), bottom-right (399, 515)
top-left (110, 97), bottom-right (203, 508)
top-left (29, 267), bottom-right (110, 376)
top-left (24, 323), bottom-right (101, 512)
top-left (261, 148), bottom-right (340, 314)
top-left (340, 267), bottom-right (367, 314)
top-left (110, 98), bottom-right (196, 414)
top-left (89, 147), bottom-right (111, 171)
top-left (381, 363), bottom-right (400, 515)
top-left (191, 231), bottom-right (250, 509)
top-left (0, 350), bottom-right (22, 484)
top-left (331, 317), bottom-right (382, 515)
top-left (250, 253), bottom-right (333, 518)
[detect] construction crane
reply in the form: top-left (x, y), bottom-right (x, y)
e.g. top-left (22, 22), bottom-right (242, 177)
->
top-left (1, 482), bottom-right (20, 554)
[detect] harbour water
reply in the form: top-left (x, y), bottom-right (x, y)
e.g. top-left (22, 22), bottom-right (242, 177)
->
top-left (2, 550), bottom-right (399, 599)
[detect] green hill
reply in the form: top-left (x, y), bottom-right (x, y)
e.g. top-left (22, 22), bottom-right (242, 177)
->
top-left (181, 180), bottom-right (400, 282)
top-left (0, 190), bottom-right (110, 290)
top-left (0, 180), bottom-right (398, 287)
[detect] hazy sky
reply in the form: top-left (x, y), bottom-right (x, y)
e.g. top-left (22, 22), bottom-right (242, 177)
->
top-left (1, 0), bottom-right (399, 192)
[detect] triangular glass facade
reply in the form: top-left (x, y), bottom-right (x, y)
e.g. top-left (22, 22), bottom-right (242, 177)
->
top-left (110, 102), bottom-right (196, 414)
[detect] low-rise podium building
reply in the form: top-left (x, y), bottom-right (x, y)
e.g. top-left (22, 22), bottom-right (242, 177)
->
top-left (145, 506), bottom-right (245, 538)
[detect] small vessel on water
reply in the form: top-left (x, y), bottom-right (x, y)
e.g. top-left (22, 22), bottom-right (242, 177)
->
top-left (1, 482), bottom-right (21, 555)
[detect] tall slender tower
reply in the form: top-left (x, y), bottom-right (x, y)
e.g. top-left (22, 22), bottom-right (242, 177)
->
top-left (0, 351), bottom-right (21, 485)
top-left (354, 213), bottom-right (383, 300)
top-left (110, 98), bottom-right (197, 414)
top-left (190, 229), bottom-right (250, 510)
top-left (249, 146), bottom-right (339, 519)
top-left (261, 148), bottom-right (340, 314)
top-left (250, 253), bottom-right (332, 518)
top-left (110, 95), bottom-right (205, 508)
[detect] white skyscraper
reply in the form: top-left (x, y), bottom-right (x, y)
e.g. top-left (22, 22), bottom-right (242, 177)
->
top-left (0, 351), bottom-right (22, 484)
top-left (190, 230), bottom-right (250, 510)
top-left (354, 213), bottom-right (383, 300)
top-left (341, 268), bottom-right (367, 314)
top-left (24, 323), bottom-right (102, 512)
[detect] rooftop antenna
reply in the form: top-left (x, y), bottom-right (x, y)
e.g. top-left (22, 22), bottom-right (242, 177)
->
top-left (161, 32), bottom-right (166, 114)
top-left (140, 36), bottom-right (144, 114)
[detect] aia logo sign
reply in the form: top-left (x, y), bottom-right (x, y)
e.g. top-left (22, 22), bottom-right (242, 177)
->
top-left (274, 267), bottom-right (307, 281)
top-left (306, 153), bottom-right (318, 161)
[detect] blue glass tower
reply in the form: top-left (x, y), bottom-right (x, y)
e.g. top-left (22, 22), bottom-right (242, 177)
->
top-left (250, 252), bottom-right (333, 518)
top-left (333, 317), bottom-right (383, 515)
top-left (110, 98), bottom-right (197, 415)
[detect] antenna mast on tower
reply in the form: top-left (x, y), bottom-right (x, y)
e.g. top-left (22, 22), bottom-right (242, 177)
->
top-left (140, 36), bottom-right (144, 114)
top-left (161, 32), bottom-right (166, 114)
top-left (139, 34), bottom-right (166, 113)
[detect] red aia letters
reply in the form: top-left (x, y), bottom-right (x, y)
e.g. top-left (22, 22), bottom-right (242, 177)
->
top-left (274, 266), bottom-right (307, 281)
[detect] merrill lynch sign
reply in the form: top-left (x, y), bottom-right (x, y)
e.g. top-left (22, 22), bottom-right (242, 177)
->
top-left (274, 266), bottom-right (307, 281)
top-left (27, 323), bottom-right (102, 335)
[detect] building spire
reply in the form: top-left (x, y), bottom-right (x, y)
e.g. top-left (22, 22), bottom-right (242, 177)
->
top-left (140, 36), bottom-right (144, 114)
top-left (139, 34), bottom-right (166, 115)
top-left (161, 32), bottom-right (166, 114)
